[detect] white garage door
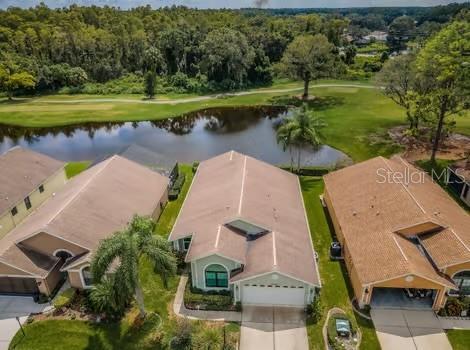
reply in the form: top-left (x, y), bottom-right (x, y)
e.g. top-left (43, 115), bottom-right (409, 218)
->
top-left (241, 285), bottom-right (306, 306)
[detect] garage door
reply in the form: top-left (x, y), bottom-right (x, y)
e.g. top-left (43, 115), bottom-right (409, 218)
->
top-left (0, 277), bottom-right (39, 295)
top-left (242, 285), bottom-right (306, 306)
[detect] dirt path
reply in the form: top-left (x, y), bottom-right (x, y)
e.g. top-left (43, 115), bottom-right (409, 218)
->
top-left (13, 84), bottom-right (374, 105)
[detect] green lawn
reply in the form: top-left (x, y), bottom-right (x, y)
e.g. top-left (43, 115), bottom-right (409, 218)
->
top-left (447, 329), bottom-right (470, 350)
top-left (10, 165), bottom-right (196, 350)
top-left (64, 161), bottom-right (91, 179)
top-left (300, 176), bottom-right (380, 350)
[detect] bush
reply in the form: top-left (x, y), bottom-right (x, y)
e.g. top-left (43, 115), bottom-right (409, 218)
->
top-left (192, 161), bottom-right (199, 173)
top-left (444, 297), bottom-right (470, 317)
top-left (184, 282), bottom-right (233, 311)
top-left (169, 173), bottom-right (186, 200)
top-left (171, 318), bottom-right (192, 349)
top-left (306, 297), bottom-right (322, 323)
top-left (53, 288), bottom-right (76, 309)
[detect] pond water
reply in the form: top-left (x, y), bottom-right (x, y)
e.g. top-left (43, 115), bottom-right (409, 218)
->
top-left (0, 106), bottom-right (349, 166)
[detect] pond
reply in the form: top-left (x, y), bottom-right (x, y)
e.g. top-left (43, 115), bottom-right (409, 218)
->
top-left (0, 106), bottom-right (349, 166)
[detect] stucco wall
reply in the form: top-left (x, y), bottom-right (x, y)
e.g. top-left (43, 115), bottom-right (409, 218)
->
top-left (20, 231), bottom-right (88, 257)
top-left (0, 262), bottom-right (31, 276)
top-left (0, 168), bottom-right (66, 239)
top-left (191, 254), bottom-right (240, 290)
top-left (373, 274), bottom-right (445, 289)
top-left (68, 270), bottom-right (84, 289)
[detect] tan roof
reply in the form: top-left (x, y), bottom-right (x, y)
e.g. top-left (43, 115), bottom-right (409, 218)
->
top-left (0, 147), bottom-right (64, 214)
top-left (0, 155), bottom-right (168, 277)
top-left (169, 151), bottom-right (320, 287)
top-left (324, 156), bottom-right (468, 288)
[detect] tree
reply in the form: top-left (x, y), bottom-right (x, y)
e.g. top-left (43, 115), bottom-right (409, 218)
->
top-left (276, 104), bottom-right (326, 171)
top-left (144, 71), bottom-right (157, 99)
top-left (91, 215), bottom-right (177, 318)
top-left (387, 15), bottom-right (416, 52)
top-left (279, 34), bottom-right (336, 100)
top-left (0, 66), bottom-right (36, 100)
top-left (375, 54), bottom-right (420, 130)
top-left (200, 28), bottom-right (255, 89)
top-left (415, 17), bottom-right (469, 163)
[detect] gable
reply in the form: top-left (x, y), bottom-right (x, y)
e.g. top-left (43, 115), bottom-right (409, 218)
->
top-left (18, 232), bottom-right (88, 257)
top-left (394, 221), bottom-right (443, 237)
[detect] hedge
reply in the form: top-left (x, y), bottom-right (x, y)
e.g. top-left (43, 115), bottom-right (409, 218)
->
top-left (169, 173), bottom-right (186, 200)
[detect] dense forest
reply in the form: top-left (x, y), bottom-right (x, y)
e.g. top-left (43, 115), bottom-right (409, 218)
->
top-left (0, 3), bottom-right (468, 96)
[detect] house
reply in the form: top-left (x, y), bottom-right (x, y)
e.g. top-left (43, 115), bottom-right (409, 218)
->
top-left (364, 31), bottom-right (388, 42)
top-left (0, 155), bottom-right (169, 296)
top-left (169, 151), bottom-right (320, 307)
top-left (92, 144), bottom-right (179, 187)
top-left (0, 147), bottom-right (67, 239)
top-left (323, 156), bottom-right (470, 311)
top-left (446, 159), bottom-right (470, 206)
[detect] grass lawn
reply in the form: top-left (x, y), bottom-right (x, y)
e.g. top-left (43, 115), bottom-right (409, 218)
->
top-left (10, 165), bottom-right (203, 350)
top-left (447, 329), bottom-right (470, 350)
top-left (300, 176), bottom-right (380, 350)
top-left (64, 161), bottom-right (91, 179)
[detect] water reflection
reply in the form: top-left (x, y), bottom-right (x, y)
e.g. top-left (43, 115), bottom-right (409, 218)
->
top-left (0, 106), bottom-right (349, 166)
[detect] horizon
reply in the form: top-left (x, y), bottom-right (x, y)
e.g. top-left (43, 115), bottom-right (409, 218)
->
top-left (0, 0), bottom-right (468, 9)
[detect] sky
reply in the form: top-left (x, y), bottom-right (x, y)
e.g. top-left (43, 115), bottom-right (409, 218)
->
top-left (0, 0), bottom-right (468, 9)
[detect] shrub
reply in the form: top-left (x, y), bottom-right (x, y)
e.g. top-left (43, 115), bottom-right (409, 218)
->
top-left (171, 318), bottom-right (192, 349)
top-left (235, 301), bottom-right (242, 312)
top-left (53, 288), bottom-right (76, 309)
top-left (169, 173), bottom-right (186, 200)
top-left (184, 283), bottom-right (233, 311)
top-left (306, 297), bottom-right (322, 323)
top-left (192, 161), bottom-right (199, 173)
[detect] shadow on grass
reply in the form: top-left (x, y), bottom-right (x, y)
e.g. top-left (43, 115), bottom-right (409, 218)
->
top-left (269, 95), bottom-right (345, 111)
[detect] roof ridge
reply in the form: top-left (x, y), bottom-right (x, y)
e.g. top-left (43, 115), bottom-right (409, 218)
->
top-left (272, 231), bottom-right (277, 267)
top-left (392, 234), bottom-right (408, 262)
top-left (381, 157), bottom-right (426, 214)
top-left (238, 156), bottom-right (248, 215)
top-left (450, 228), bottom-right (470, 253)
top-left (45, 156), bottom-right (115, 227)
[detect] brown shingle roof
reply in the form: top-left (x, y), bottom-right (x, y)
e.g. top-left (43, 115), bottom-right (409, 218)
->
top-left (169, 151), bottom-right (320, 286)
top-left (0, 155), bottom-right (169, 277)
top-left (324, 156), bottom-right (465, 288)
top-left (0, 147), bottom-right (65, 215)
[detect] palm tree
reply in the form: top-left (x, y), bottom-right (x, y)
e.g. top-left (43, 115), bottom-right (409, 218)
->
top-left (276, 104), bottom-right (326, 172)
top-left (91, 215), bottom-right (177, 318)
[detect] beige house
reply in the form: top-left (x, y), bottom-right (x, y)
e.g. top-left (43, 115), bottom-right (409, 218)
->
top-left (0, 155), bottom-right (169, 296)
top-left (0, 147), bottom-right (66, 239)
top-left (324, 156), bottom-right (470, 311)
top-left (169, 151), bottom-right (320, 307)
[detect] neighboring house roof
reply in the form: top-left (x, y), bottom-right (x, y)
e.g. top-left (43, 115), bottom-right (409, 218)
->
top-left (324, 156), bottom-right (468, 288)
top-left (169, 151), bottom-right (320, 287)
top-left (0, 155), bottom-right (169, 277)
top-left (0, 147), bottom-right (65, 215)
top-left (91, 144), bottom-right (177, 178)
top-left (449, 158), bottom-right (470, 183)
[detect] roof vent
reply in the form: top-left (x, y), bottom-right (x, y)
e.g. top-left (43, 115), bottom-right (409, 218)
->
top-left (352, 211), bottom-right (357, 216)
top-left (376, 211), bottom-right (380, 216)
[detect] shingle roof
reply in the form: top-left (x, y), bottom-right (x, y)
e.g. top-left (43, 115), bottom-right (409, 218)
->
top-left (169, 151), bottom-right (320, 287)
top-left (0, 147), bottom-right (65, 215)
top-left (324, 156), bottom-right (468, 288)
top-left (0, 155), bottom-right (169, 277)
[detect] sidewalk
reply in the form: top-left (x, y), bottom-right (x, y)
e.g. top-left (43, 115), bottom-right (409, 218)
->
top-left (173, 275), bottom-right (241, 322)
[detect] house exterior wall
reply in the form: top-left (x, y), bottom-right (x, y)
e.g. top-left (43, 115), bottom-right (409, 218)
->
top-left (0, 168), bottom-right (67, 239)
top-left (68, 270), bottom-right (84, 289)
top-left (191, 254), bottom-right (240, 290)
top-left (151, 188), bottom-right (169, 220)
top-left (19, 232), bottom-right (88, 257)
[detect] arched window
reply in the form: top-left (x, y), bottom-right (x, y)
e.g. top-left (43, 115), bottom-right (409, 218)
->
top-left (453, 271), bottom-right (470, 295)
top-left (81, 266), bottom-right (94, 287)
top-left (204, 264), bottom-right (228, 288)
top-left (54, 250), bottom-right (73, 261)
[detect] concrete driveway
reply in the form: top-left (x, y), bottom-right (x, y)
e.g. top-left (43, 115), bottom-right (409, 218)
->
top-left (0, 295), bottom-right (49, 350)
top-left (371, 309), bottom-right (452, 350)
top-left (240, 306), bottom-right (308, 350)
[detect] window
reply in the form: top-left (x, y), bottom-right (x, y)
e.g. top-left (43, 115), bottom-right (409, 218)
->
top-left (205, 264), bottom-right (228, 288)
top-left (452, 271), bottom-right (470, 296)
top-left (39, 185), bottom-right (44, 193)
top-left (82, 266), bottom-right (94, 287)
top-left (183, 237), bottom-right (191, 251)
top-left (24, 196), bottom-right (32, 210)
top-left (11, 207), bottom-right (18, 216)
